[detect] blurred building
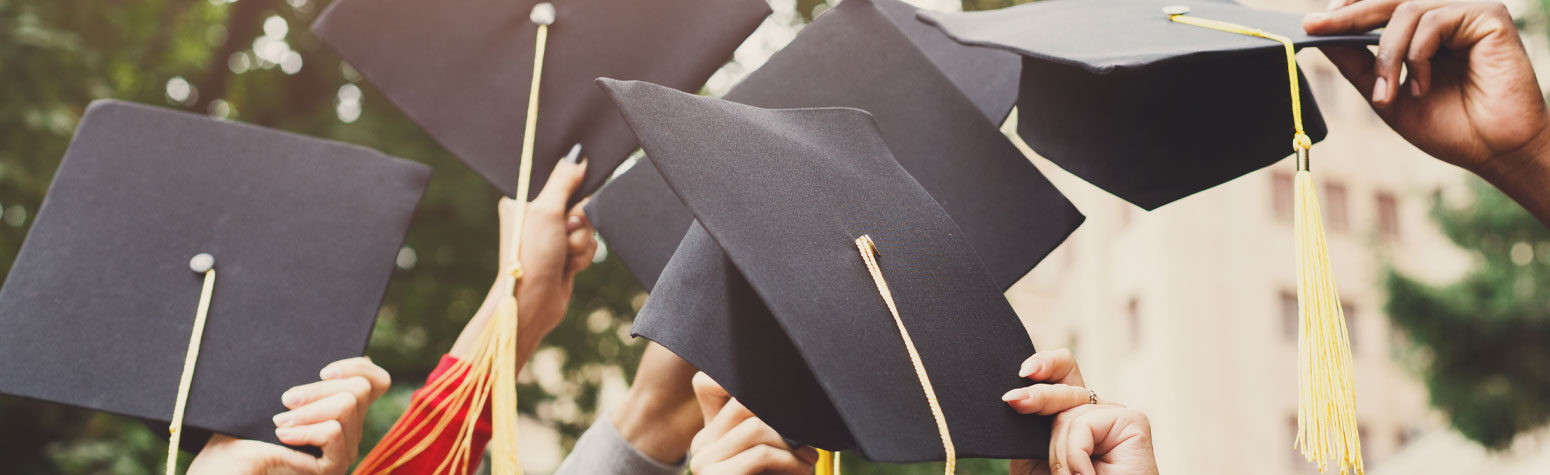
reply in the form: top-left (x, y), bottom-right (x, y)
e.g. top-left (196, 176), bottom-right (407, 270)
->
top-left (1005, 1), bottom-right (1550, 473)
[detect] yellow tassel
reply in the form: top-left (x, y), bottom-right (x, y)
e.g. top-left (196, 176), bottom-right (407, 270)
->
top-left (488, 294), bottom-right (522, 473)
top-left (1165, 8), bottom-right (1363, 474)
top-left (166, 254), bottom-right (217, 475)
top-left (1294, 169), bottom-right (1363, 475)
top-left (815, 449), bottom-right (840, 475)
top-left (355, 4), bottom-right (553, 473)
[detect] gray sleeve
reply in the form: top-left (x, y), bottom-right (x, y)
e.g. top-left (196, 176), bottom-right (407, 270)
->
top-left (552, 412), bottom-right (686, 475)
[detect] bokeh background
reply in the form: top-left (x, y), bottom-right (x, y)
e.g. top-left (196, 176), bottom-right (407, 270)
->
top-left (2, 0), bottom-right (1549, 473)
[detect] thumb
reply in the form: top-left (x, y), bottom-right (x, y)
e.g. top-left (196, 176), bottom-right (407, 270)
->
top-left (692, 372), bottom-right (732, 425)
top-left (267, 449), bottom-right (325, 474)
top-left (532, 145), bottom-right (588, 210)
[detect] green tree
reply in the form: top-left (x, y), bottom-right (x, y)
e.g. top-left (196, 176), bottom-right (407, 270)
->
top-left (1386, 178), bottom-right (1550, 449)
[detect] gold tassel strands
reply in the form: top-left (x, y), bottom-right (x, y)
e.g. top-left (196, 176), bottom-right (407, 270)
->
top-left (856, 235), bottom-right (955, 475)
top-left (354, 4), bottom-right (555, 474)
top-left (1165, 6), bottom-right (1362, 474)
top-left (1294, 155), bottom-right (1363, 475)
top-left (166, 253), bottom-right (218, 475)
top-left (815, 448), bottom-right (841, 475)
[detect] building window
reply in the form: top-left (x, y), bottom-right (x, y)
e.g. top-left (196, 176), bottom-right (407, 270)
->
top-left (1398, 424), bottom-right (1424, 448)
top-left (1281, 290), bottom-right (1299, 341)
top-left (1127, 297), bottom-right (1142, 351)
top-left (1376, 191), bottom-right (1400, 240)
top-left (1323, 181), bottom-right (1349, 232)
top-left (1314, 65), bottom-right (1341, 110)
top-left (1273, 170), bottom-right (1294, 222)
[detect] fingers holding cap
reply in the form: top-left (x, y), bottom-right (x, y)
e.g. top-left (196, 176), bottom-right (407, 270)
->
top-left (692, 372), bottom-right (733, 425)
top-left (1304, 0), bottom-right (1406, 34)
top-left (532, 146), bottom-right (589, 214)
top-left (319, 356), bottom-right (391, 401)
top-left (1018, 348), bottom-right (1084, 386)
top-left (1003, 383), bottom-right (1095, 416)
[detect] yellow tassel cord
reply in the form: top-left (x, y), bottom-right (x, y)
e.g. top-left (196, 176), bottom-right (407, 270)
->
top-left (815, 448), bottom-right (840, 475)
top-left (1168, 10), bottom-right (1362, 475)
top-left (165, 263), bottom-right (216, 475)
top-left (354, 14), bottom-right (551, 475)
top-left (856, 235), bottom-right (955, 475)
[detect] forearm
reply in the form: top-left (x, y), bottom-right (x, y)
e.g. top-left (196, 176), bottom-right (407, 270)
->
top-left (448, 281), bottom-right (505, 360)
top-left (610, 344), bottom-right (703, 464)
top-left (1479, 135), bottom-right (1550, 227)
top-left (447, 277), bottom-right (560, 375)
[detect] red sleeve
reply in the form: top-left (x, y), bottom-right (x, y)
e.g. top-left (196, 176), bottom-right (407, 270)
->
top-left (372, 355), bottom-right (493, 474)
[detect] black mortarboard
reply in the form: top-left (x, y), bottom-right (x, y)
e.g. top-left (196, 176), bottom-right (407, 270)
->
top-left (918, 0), bottom-right (1378, 210)
top-left (0, 101), bottom-right (429, 449)
top-left (312, 0), bottom-right (770, 201)
top-left (587, 0), bottom-right (1077, 291)
top-left (600, 79), bottom-right (1049, 462)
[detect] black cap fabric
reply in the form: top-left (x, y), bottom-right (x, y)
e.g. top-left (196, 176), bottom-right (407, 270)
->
top-left (599, 79), bottom-right (1049, 462)
top-left (587, 0), bottom-right (1079, 292)
top-left (312, 0), bottom-right (770, 200)
top-left (918, 0), bottom-right (1379, 209)
top-left (0, 101), bottom-right (429, 449)
top-left (871, 0), bottom-right (1020, 123)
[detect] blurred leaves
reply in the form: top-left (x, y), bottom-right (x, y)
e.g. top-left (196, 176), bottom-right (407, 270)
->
top-left (1386, 178), bottom-right (1550, 449)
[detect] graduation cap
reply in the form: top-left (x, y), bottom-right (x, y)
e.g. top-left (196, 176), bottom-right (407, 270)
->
top-left (0, 101), bottom-right (429, 464)
top-left (918, 0), bottom-right (1378, 210)
top-left (587, 0), bottom-right (1074, 292)
top-left (599, 79), bottom-right (1050, 464)
top-left (312, 0), bottom-right (771, 201)
top-left (927, 2), bottom-right (1376, 472)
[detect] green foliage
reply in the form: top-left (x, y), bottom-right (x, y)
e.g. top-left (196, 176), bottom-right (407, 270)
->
top-left (1385, 178), bottom-right (1550, 449)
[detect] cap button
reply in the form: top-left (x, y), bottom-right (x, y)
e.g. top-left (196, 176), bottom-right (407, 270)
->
top-left (189, 253), bottom-right (215, 273)
top-left (1162, 5), bottom-right (1191, 16)
top-left (530, 3), bottom-right (556, 25)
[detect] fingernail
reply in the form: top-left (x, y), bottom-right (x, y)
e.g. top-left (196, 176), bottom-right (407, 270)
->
top-left (1373, 77), bottom-right (1390, 104)
top-left (567, 215), bottom-right (582, 230)
top-left (564, 144), bottom-right (583, 164)
top-left (1305, 12), bottom-right (1327, 23)
top-left (1326, 0), bottom-right (1343, 11)
top-left (1410, 80), bottom-right (1423, 97)
top-left (320, 367), bottom-right (338, 380)
top-left (1001, 388), bottom-right (1025, 402)
top-left (272, 412), bottom-right (292, 427)
top-left (1019, 359), bottom-right (1043, 378)
top-left (275, 427), bottom-right (298, 439)
top-left (282, 390), bottom-right (302, 407)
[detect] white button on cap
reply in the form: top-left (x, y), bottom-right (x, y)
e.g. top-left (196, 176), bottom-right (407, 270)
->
top-left (531, 3), bottom-right (556, 25)
top-left (189, 253), bottom-right (215, 273)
